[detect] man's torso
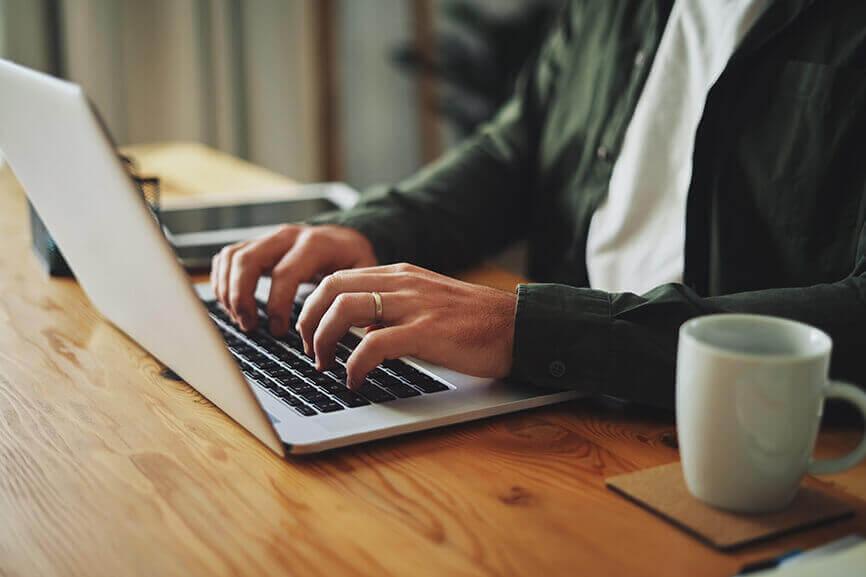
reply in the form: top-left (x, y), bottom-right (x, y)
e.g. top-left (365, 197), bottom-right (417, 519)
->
top-left (527, 0), bottom-right (866, 297)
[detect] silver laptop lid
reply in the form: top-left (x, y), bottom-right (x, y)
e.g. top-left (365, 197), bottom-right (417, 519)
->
top-left (0, 59), bottom-right (284, 456)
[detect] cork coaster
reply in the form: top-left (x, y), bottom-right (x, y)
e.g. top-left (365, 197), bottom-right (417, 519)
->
top-left (606, 462), bottom-right (854, 550)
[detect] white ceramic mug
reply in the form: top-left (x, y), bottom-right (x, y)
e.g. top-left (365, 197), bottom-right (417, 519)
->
top-left (676, 314), bottom-right (866, 513)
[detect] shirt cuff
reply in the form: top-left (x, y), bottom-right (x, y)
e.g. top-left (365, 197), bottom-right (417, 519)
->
top-left (509, 283), bottom-right (612, 393)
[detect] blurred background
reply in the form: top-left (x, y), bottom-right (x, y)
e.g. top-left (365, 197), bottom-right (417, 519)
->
top-left (0, 0), bottom-right (561, 190)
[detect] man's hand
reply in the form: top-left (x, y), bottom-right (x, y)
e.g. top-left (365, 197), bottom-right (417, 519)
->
top-left (210, 224), bottom-right (377, 334)
top-left (296, 263), bottom-right (517, 390)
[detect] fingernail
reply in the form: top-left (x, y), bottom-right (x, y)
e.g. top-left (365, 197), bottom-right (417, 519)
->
top-left (345, 377), bottom-right (354, 390)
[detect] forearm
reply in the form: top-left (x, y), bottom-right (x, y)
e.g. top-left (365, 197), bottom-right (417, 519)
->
top-left (308, 120), bottom-right (534, 272)
top-left (510, 273), bottom-right (866, 410)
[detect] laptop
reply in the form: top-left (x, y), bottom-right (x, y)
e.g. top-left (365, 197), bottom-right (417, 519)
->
top-left (0, 59), bottom-right (581, 455)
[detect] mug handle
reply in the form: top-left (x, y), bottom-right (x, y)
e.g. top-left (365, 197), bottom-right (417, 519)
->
top-left (808, 381), bottom-right (866, 475)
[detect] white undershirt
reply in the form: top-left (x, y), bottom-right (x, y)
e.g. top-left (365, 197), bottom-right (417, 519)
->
top-left (585, 0), bottom-right (768, 294)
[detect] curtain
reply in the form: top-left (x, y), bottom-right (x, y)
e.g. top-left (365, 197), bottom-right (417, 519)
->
top-left (0, 0), bottom-right (433, 188)
top-left (0, 0), bottom-right (322, 181)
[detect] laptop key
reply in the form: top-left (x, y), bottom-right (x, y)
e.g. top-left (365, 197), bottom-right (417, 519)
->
top-left (340, 332), bottom-right (361, 349)
top-left (270, 366), bottom-right (293, 378)
top-left (309, 372), bottom-right (337, 387)
top-left (390, 363), bottom-right (421, 379)
top-left (370, 370), bottom-right (422, 397)
top-left (258, 360), bottom-right (282, 373)
top-left (298, 390), bottom-right (330, 404)
top-left (274, 374), bottom-right (301, 389)
top-left (249, 352), bottom-right (271, 366)
top-left (261, 340), bottom-right (284, 354)
top-left (284, 381), bottom-right (316, 395)
top-left (412, 374), bottom-right (449, 393)
top-left (331, 389), bottom-right (370, 408)
top-left (374, 379), bottom-right (420, 398)
top-left (327, 365), bottom-right (347, 380)
top-left (334, 345), bottom-right (351, 363)
top-left (315, 379), bottom-right (341, 392)
top-left (250, 332), bottom-right (271, 346)
top-left (243, 369), bottom-right (274, 389)
top-left (258, 378), bottom-right (281, 392)
top-left (292, 404), bottom-right (318, 417)
top-left (382, 359), bottom-right (405, 372)
top-left (356, 380), bottom-right (396, 403)
top-left (283, 332), bottom-right (303, 348)
top-left (281, 356), bottom-right (304, 369)
top-left (312, 399), bottom-right (344, 413)
top-left (282, 393), bottom-right (305, 406)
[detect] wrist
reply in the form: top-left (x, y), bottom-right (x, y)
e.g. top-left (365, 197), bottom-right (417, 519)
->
top-left (492, 288), bottom-right (518, 378)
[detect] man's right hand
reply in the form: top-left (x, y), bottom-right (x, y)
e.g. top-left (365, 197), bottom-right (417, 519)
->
top-left (210, 224), bottom-right (377, 335)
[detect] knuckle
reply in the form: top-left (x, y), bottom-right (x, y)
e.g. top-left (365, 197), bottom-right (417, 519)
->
top-left (332, 293), bottom-right (351, 313)
top-left (297, 227), bottom-right (320, 245)
top-left (394, 271), bottom-right (415, 284)
top-left (394, 262), bottom-right (414, 273)
top-left (364, 332), bottom-right (388, 354)
top-left (270, 263), bottom-right (294, 282)
top-left (304, 225), bottom-right (324, 238)
top-left (234, 247), bottom-right (254, 266)
top-left (321, 273), bottom-right (340, 291)
top-left (277, 224), bottom-right (297, 238)
top-left (295, 313), bottom-right (311, 334)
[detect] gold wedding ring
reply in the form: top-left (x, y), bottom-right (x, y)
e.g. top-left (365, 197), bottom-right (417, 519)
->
top-left (371, 291), bottom-right (384, 324)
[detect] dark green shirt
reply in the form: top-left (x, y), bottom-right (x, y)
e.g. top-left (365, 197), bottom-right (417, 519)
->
top-left (312, 0), bottom-right (866, 409)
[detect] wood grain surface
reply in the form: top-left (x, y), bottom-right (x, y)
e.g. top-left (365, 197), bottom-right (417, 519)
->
top-left (1, 143), bottom-right (864, 577)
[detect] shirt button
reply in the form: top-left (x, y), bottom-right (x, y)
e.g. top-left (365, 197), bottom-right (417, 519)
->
top-left (548, 360), bottom-right (566, 378)
top-left (634, 49), bottom-right (646, 68)
top-left (596, 146), bottom-right (611, 162)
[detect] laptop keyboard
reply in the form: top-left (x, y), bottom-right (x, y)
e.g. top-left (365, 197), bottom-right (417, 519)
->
top-left (204, 299), bottom-right (450, 417)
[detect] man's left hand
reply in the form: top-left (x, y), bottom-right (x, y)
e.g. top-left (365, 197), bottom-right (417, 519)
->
top-left (295, 263), bottom-right (517, 390)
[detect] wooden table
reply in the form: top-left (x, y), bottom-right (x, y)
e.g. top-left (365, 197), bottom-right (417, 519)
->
top-left (1, 142), bottom-right (864, 577)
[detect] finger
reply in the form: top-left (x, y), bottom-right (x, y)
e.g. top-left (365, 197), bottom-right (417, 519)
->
top-left (344, 262), bottom-right (425, 276)
top-left (217, 242), bottom-right (247, 322)
top-left (210, 253), bottom-right (221, 299)
top-left (345, 326), bottom-right (417, 390)
top-left (312, 292), bottom-right (406, 371)
top-left (297, 271), bottom-right (407, 353)
top-left (266, 234), bottom-right (325, 338)
top-left (227, 246), bottom-right (262, 332)
top-left (227, 230), bottom-right (301, 331)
